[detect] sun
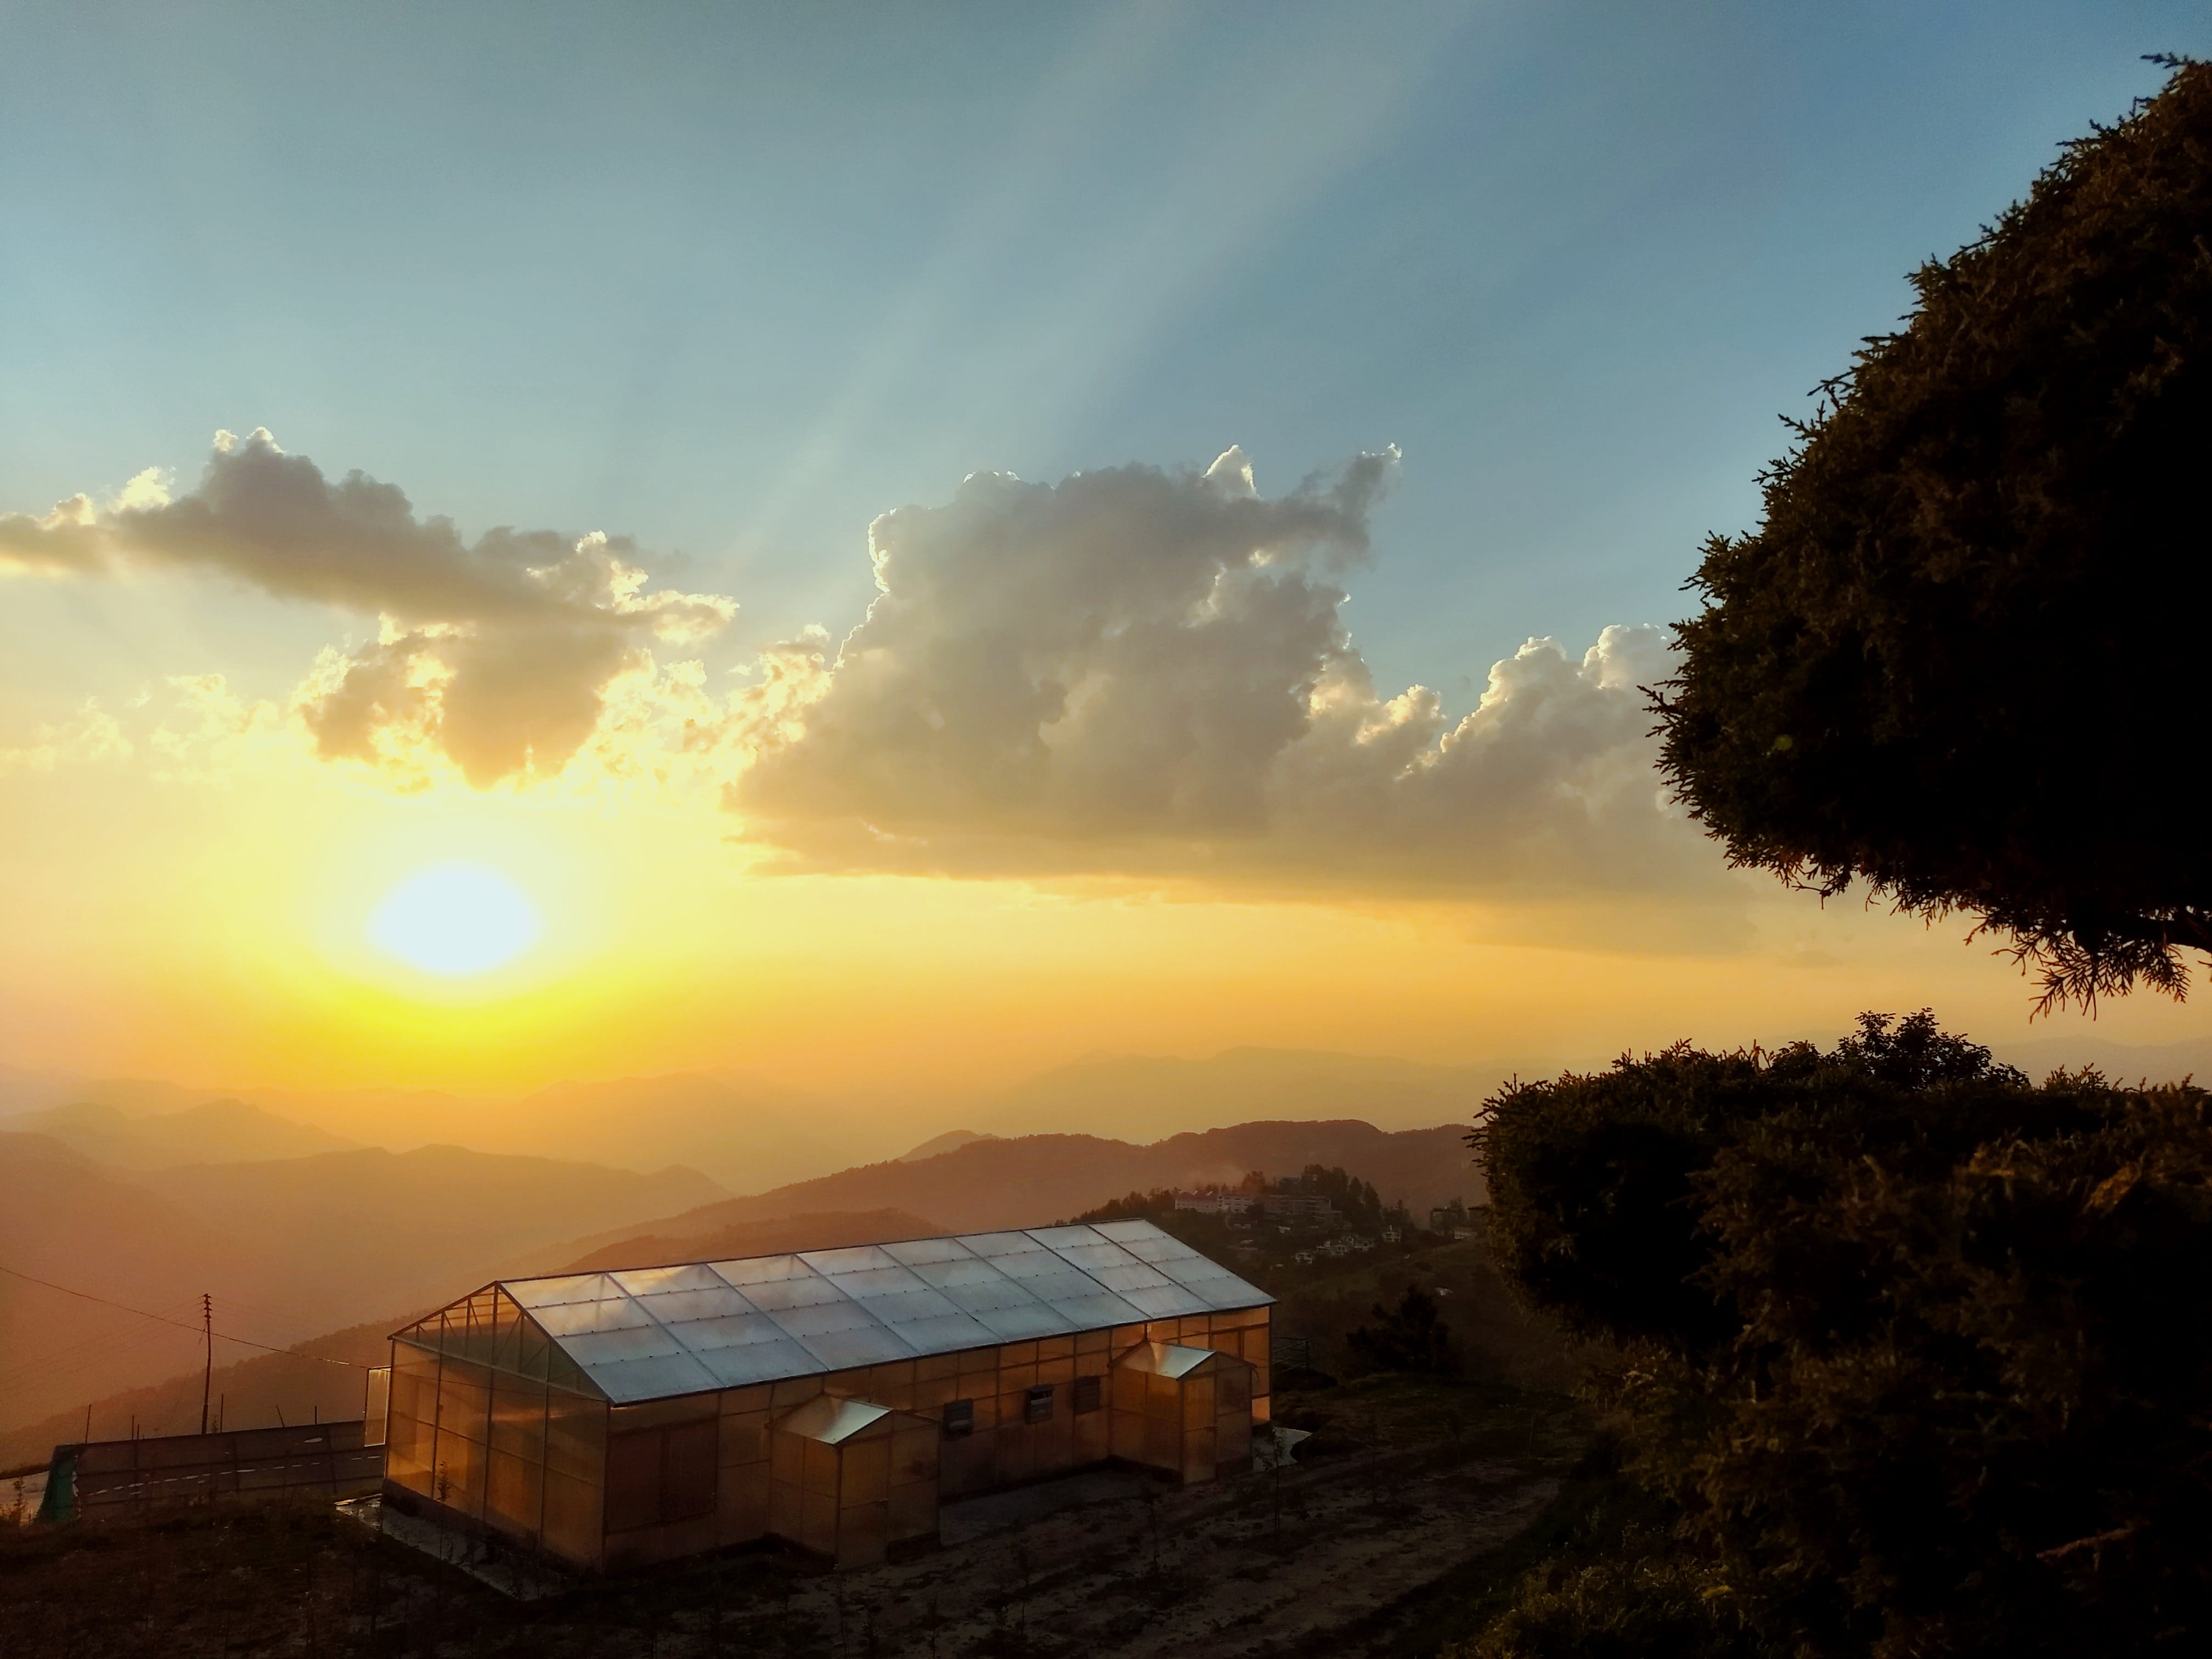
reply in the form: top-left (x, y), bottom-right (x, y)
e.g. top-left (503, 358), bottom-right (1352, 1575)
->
top-left (367, 863), bottom-right (543, 977)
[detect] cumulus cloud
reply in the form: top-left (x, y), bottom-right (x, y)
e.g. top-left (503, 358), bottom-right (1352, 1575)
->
top-left (2, 434), bottom-right (1722, 904)
top-left (727, 449), bottom-right (1717, 898)
top-left (736, 448), bottom-right (1390, 831)
top-left (0, 430), bottom-right (735, 785)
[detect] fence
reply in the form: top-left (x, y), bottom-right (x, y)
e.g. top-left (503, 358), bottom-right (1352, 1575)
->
top-left (1271, 1335), bottom-right (1318, 1373)
top-left (36, 1420), bottom-right (384, 1523)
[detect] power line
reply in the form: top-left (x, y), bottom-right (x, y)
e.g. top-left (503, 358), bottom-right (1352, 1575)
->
top-left (0, 1265), bottom-right (368, 1369)
top-left (0, 1319), bottom-right (200, 1400)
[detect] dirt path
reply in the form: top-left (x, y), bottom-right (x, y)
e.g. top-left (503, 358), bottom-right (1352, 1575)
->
top-left (754, 1376), bottom-right (1583, 1658)
top-left (0, 1377), bottom-right (1586, 1659)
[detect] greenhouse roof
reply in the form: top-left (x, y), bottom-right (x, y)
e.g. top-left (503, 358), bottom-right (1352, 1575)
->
top-left (1116, 1340), bottom-right (1226, 1381)
top-left (777, 1395), bottom-right (896, 1445)
top-left (395, 1219), bottom-right (1271, 1404)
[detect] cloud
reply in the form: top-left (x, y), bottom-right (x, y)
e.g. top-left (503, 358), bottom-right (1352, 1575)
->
top-left (0, 430), bottom-right (736, 785)
top-left (0, 700), bottom-right (134, 777)
top-left (2, 435), bottom-right (1725, 907)
top-left (146, 675), bottom-right (297, 786)
top-left (727, 448), bottom-right (1720, 900)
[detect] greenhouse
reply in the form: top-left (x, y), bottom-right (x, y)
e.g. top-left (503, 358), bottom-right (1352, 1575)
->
top-left (381, 1219), bottom-right (1272, 1570)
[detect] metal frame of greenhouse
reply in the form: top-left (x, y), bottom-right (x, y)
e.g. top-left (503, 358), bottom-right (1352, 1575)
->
top-left (381, 1219), bottom-right (1272, 1570)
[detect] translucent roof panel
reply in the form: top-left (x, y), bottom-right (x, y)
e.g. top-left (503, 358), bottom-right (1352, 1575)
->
top-left (1024, 1223), bottom-right (1105, 1247)
top-left (1087, 1227), bottom-right (1221, 1279)
top-left (628, 1285), bottom-right (757, 1324)
top-left (881, 1236), bottom-right (974, 1267)
top-left (691, 1328), bottom-right (828, 1389)
top-left (1116, 1341), bottom-right (1227, 1380)
top-left (1114, 1282), bottom-right (1216, 1319)
top-left (454, 1220), bottom-right (1267, 1404)
top-left (798, 1245), bottom-right (902, 1274)
top-left (532, 1297), bottom-right (653, 1338)
top-left (777, 1395), bottom-right (892, 1444)
top-left (735, 1271), bottom-right (849, 1314)
top-left (509, 1273), bottom-right (620, 1310)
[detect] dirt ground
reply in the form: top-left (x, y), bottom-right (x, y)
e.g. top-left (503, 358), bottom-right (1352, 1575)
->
top-left (0, 1376), bottom-right (1588, 1658)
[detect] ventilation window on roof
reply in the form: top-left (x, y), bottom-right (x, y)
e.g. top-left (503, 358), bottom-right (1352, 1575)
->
top-left (1025, 1384), bottom-right (1055, 1424)
top-left (944, 1398), bottom-right (974, 1438)
top-left (1072, 1375), bottom-right (1102, 1415)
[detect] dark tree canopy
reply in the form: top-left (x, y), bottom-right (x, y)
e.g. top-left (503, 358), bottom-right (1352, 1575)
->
top-left (1471, 1014), bottom-right (2212, 1658)
top-left (1657, 60), bottom-right (2212, 1007)
top-left (1344, 1283), bottom-right (1460, 1377)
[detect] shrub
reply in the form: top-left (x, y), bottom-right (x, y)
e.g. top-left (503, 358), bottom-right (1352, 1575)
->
top-left (1471, 1014), bottom-right (2212, 1656)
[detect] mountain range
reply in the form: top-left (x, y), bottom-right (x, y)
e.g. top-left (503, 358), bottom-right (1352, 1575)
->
top-left (7, 1098), bottom-right (358, 1167)
top-left (709, 1118), bottom-right (1483, 1234)
top-left (0, 1046), bottom-right (1514, 1194)
top-left (0, 1103), bottom-right (1479, 1453)
top-left (0, 1133), bottom-right (721, 1438)
top-left (16, 1029), bottom-right (2208, 1464)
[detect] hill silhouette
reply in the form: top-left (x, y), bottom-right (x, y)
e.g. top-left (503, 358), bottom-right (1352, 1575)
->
top-left (7, 1047), bottom-right (1515, 1195)
top-left (967, 1047), bottom-right (1513, 1142)
top-left (0, 1138), bottom-right (721, 1438)
top-left (0, 1133), bottom-right (267, 1442)
top-left (568, 1118), bottom-right (1482, 1243)
top-left (2, 1098), bottom-right (357, 1167)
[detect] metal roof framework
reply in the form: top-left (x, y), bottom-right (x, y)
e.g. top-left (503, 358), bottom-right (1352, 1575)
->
top-left (394, 1220), bottom-right (1271, 1404)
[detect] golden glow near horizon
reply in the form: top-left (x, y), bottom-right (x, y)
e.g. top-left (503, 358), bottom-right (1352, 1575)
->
top-left (367, 863), bottom-right (543, 978)
top-left (4, 745), bottom-right (2210, 1105)
top-left (7, 442), bottom-right (2212, 1108)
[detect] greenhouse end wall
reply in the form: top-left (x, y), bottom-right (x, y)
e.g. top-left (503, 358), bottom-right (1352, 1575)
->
top-left (385, 1336), bottom-right (610, 1565)
top-left (385, 1299), bottom-right (1270, 1572)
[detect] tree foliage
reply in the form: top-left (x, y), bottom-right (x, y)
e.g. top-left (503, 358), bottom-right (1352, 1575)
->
top-left (1472, 1013), bottom-right (2212, 1657)
top-left (1294, 1164), bottom-right (1393, 1231)
top-left (1656, 59), bottom-right (2212, 1007)
top-left (1344, 1283), bottom-right (1461, 1377)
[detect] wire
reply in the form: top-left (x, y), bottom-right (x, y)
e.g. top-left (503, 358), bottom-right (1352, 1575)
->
top-left (0, 1265), bottom-right (369, 1369)
top-left (0, 1321), bottom-right (200, 1404)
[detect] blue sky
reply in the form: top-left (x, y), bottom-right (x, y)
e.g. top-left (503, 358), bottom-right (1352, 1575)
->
top-left (5, 0), bottom-right (2205, 707)
top-left (9, 2), bottom-right (2212, 1094)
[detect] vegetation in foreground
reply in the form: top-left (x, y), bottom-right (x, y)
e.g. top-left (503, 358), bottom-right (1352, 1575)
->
top-left (1469, 1015), bottom-right (2212, 1657)
top-left (1657, 57), bottom-right (2212, 1009)
top-left (1444, 58), bottom-right (2212, 1658)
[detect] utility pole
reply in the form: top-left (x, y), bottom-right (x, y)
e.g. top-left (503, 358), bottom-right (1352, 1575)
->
top-left (200, 1293), bottom-right (213, 1435)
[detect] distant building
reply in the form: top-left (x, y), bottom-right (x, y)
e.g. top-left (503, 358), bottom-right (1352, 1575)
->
top-left (1171, 1190), bottom-right (1254, 1216)
top-left (1260, 1194), bottom-right (1338, 1223)
top-left (380, 1221), bottom-right (1271, 1573)
top-left (1379, 1227), bottom-right (1402, 1245)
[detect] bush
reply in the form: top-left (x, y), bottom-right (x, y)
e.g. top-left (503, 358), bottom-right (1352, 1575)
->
top-left (1453, 1531), bottom-right (1763, 1659)
top-left (1471, 1014), bottom-right (2212, 1657)
top-left (1343, 1284), bottom-right (1461, 1377)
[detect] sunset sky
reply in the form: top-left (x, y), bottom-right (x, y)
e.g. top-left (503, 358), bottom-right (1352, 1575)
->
top-left (5, 1), bottom-right (2210, 1102)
